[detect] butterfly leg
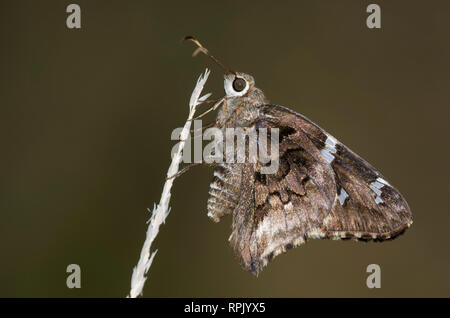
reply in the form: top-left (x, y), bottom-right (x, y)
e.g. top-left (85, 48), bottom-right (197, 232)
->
top-left (189, 97), bottom-right (224, 121)
top-left (166, 163), bottom-right (201, 180)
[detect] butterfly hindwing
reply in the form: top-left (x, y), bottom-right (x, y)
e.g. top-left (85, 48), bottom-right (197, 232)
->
top-left (229, 147), bottom-right (338, 274)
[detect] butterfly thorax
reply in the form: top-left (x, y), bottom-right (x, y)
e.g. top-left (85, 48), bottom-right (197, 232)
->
top-left (207, 79), bottom-right (267, 225)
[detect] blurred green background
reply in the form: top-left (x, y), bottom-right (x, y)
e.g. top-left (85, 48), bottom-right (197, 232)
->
top-left (1, 0), bottom-right (449, 297)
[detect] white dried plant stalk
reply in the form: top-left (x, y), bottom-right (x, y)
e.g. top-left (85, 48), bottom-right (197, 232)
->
top-left (128, 69), bottom-right (211, 298)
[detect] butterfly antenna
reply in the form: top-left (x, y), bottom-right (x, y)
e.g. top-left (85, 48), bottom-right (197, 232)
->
top-left (182, 36), bottom-right (235, 75)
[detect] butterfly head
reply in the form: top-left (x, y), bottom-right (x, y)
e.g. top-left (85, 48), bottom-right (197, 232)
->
top-left (224, 72), bottom-right (254, 98)
top-left (182, 36), bottom-right (267, 105)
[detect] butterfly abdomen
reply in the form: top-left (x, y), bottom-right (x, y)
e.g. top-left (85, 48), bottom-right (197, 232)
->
top-left (207, 163), bottom-right (242, 222)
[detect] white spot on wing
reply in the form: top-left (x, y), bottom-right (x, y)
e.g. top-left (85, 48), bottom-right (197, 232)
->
top-left (371, 181), bottom-right (384, 189)
top-left (369, 184), bottom-right (382, 196)
top-left (325, 135), bottom-right (337, 150)
top-left (338, 188), bottom-right (349, 205)
top-left (370, 179), bottom-right (385, 204)
top-left (376, 177), bottom-right (391, 186)
top-left (320, 149), bottom-right (335, 163)
top-left (320, 135), bottom-right (338, 164)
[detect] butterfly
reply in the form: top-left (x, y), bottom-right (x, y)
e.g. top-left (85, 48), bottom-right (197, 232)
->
top-left (183, 37), bottom-right (413, 276)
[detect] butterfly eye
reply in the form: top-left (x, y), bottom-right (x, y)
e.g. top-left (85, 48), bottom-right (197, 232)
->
top-left (232, 77), bottom-right (246, 92)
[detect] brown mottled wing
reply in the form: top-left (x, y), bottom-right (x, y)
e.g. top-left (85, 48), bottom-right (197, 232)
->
top-left (226, 107), bottom-right (341, 275)
top-left (262, 104), bottom-right (412, 236)
top-left (207, 132), bottom-right (338, 274)
top-left (224, 104), bottom-right (412, 275)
